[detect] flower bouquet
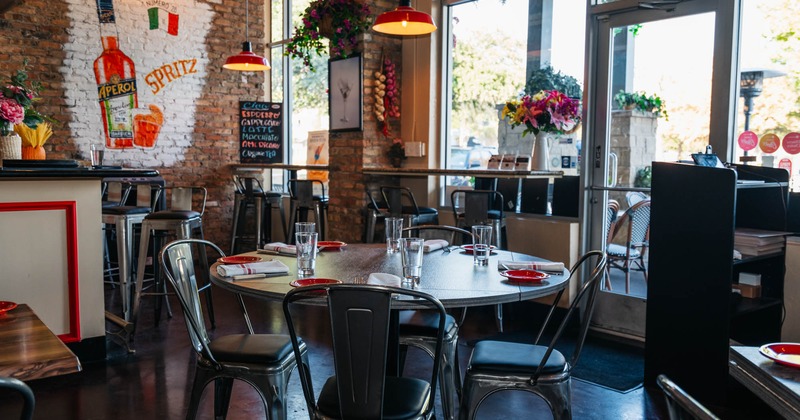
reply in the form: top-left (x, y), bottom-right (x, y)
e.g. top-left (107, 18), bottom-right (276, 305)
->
top-left (0, 61), bottom-right (48, 160)
top-left (501, 90), bottom-right (581, 136)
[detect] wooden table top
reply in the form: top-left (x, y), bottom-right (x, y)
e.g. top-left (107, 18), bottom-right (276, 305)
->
top-left (211, 243), bottom-right (569, 308)
top-left (730, 346), bottom-right (800, 419)
top-left (0, 304), bottom-right (82, 381)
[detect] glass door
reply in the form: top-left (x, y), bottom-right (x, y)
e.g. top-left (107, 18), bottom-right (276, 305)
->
top-left (584, 0), bottom-right (737, 338)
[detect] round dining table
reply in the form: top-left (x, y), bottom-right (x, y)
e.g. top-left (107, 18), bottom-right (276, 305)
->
top-left (210, 243), bottom-right (570, 309)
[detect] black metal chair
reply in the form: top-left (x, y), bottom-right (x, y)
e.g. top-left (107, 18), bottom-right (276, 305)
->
top-left (459, 250), bottom-right (608, 420)
top-left (230, 175), bottom-right (288, 253)
top-left (284, 284), bottom-right (446, 420)
top-left (287, 179), bottom-right (328, 242)
top-left (0, 376), bottom-right (35, 420)
top-left (450, 189), bottom-right (507, 249)
top-left (607, 199), bottom-right (651, 294)
top-left (365, 185), bottom-right (390, 243)
top-left (161, 239), bottom-right (307, 420)
top-left (381, 185), bottom-right (439, 228)
top-left (656, 374), bottom-right (720, 420)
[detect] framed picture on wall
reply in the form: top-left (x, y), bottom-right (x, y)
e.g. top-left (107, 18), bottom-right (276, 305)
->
top-left (329, 55), bottom-right (362, 132)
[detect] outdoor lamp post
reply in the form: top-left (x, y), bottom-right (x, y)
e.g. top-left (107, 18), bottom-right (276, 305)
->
top-left (738, 68), bottom-right (785, 162)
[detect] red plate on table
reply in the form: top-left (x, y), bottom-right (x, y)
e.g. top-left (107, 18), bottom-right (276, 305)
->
top-left (290, 278), bottom-right (343, 288)
top-left (460, 245), bottom-right (497, 254)
top-left (218, 256), bottom-right (261, 264)
top-left (318, 241), bottom-right (347, 250)
top-left (0, 301), bottom-right (18, 316)
top-left (500, 270), bottom-right (550, 283)
top-left (759, 343), bottom-right (800, 368)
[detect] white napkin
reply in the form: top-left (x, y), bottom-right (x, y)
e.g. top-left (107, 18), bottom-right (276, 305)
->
top-left (498, 260), bottom-right (566, 273)
top-left (216, 260), bottom-right (290, 277)
top-left (368, 272), bottom-right (402, 287)
top-left (263, 242), bottom-right (297, 256)
top-left (423, 239), bottom-right (449, 253)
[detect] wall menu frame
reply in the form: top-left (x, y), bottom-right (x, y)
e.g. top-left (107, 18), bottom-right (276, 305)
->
top-left (328, 55), bottom-right (362, 132)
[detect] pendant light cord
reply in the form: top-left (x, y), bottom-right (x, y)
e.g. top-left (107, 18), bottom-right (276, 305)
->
top-left (245, 0), bottom-right (250, 42)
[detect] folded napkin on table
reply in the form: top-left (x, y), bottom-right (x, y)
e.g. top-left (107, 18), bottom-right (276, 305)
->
top-left (423, 239), bottom-right (449, 252)
top-left (262, 242), bottom-right (297, 256)
top-left (498, 260), bottom-right (566, 273)
top-left (368, 272), bottom-right (402, 287)
top-left (216, 260), bottom-right (290, 277)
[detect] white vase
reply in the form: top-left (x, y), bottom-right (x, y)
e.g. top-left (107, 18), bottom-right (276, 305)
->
top-left (532, 131), bottom-right (550, 170)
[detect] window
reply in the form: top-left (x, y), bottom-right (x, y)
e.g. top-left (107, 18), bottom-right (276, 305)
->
top-left (442, 0), bottom-right (587, 186)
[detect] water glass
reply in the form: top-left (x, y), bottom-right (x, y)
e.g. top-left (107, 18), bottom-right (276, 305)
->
top-left (385, 217), bottom-right (403, 254)
top-left (90, 143), bottom-right (104, 167)
top-left (295, 232), bottom-right (318, 276)
top-left (472, 225), bottom-right (493, 266)
top-left (295, 222), bottom-right (316, 233)
top-left (400, 237), bottom-right (424, 288)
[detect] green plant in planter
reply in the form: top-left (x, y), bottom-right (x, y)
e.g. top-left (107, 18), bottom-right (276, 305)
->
top-left (524, 65), bottom-right (582, 99)
top-left (614, 91), bottom-right (669, 120)
top-left (634, 166), bottom-right (652, 188)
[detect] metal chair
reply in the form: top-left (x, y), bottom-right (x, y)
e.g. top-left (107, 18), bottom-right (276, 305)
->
top-left (607, 199), bottom-right (651, 294)
top-left (287, 179), bottom-right (328, 242)
top-left (161, 239), bottom-right (307, 420)
top-left (626, 191), bottom-right (650, 208)
top-left (0, 376), bottom-right (35, 420)
top-left (381, 185), bottom-right (439, 228)
top-left (230, 175), bottom-right (288, 253)
top-left (657, 374), bottom-right (720, 420)
top-left (284, 284), bottom-right (445, 420)
top-left (602, 199), bottom-right (620, 291)
top-left (450, 189), bottom-right (507, 249)
top-left (459, 251), bottom-right (608, 420)
top-left (365, 185), bottom-right (390, 243)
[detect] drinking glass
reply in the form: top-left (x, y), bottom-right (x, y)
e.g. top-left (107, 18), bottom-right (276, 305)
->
top-left (472, 225), bottom-right (493, 266)
top-left (295, 232), bottom-right (318, 276)
top-left (295, 222), bottom-right (316, 233)
top-left (90, 143), bottom-right (105, 167)
top-left (400, 237), bottom-right (424, 288)
top-left (385, 217), bottom-right (403, 254)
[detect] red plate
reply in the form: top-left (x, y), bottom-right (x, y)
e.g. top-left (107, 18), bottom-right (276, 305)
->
top-left (500, 269), bottom-right (550, 283)
top-left (0, 301), bottom-right (18, 316)
top-left (218, 256), bottom-right (261, 264)
top-left (290, 278), bottom-right (343, 288)
top-left (460, 245), bottom-right (497, 254)
top-left (318, 241), bottom-right (347, 250)
top-left (759, 343), bottom-right (800, 368)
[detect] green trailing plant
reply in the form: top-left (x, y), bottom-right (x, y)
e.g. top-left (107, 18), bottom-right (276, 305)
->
top-left (614, 90), bottom-right (669, 120)
top-left (634, 166), bottom-right (652, 188)
top-left (524, 65), bottom-right (582, 99)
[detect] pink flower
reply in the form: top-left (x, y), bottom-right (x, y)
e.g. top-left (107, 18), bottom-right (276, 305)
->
top-left (0, 98), bottom-right (24, 125)
top-left (310, 9), bottom-right (319, 19)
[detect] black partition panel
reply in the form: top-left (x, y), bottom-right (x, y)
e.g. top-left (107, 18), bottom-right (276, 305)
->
top-left (551, 176), bottom-right (579, 217)
top-left (520, 179), bottom-right (550, 214)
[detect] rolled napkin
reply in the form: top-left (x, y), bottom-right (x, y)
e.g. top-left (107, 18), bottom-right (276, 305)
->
top-left (216, 259), bottom-right (290, 277)
top-left (498, 260), bottom-right (566, 273)
top-left (368, 272), bottom-right (402, 287)
top-left (423, 239), bottom-right (449, 252)
top-left (262, 242), bottom-right (297, 256)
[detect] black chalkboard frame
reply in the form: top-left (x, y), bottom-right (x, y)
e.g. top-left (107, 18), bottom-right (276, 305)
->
top-left (239, 101), bottom-right (283, 164)
top-left (328, 55), bottom-right (363, 132)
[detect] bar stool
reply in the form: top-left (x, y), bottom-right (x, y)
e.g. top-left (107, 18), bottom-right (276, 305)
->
top-left (364, 185), bottom-right (389, 243)
top-left (451, 189), bottom-right (507, 249)
top-left (230, 175), bottom-right (288, 253)
top-left (102, 183), bottom-right (159, 322)
top-left (380, 185), bottom-right (439, 228)
top-left (132, 186), bottom-right (214, 331)
top-left (287, 179), bottom-right (328, 242)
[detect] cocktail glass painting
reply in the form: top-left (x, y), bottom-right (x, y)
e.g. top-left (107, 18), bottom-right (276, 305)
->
top-left (329, 55), bottom-right (362, 132)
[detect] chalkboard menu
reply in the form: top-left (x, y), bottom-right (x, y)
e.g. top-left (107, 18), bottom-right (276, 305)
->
top-left (239, 101), bottom-right (282, 163)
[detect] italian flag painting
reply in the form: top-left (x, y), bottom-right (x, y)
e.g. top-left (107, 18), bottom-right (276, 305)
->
top-left (148, 7), bottom-right (179, 36)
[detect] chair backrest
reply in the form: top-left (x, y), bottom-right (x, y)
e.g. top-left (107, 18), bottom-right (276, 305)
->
top-left (154, 186), bottom-right (208, 215)
top-left (105, 181), bottom-right (130, 205)
top-left (552, 175), bottom-right (580, 217)
top-left (402, 224), bottom-right (474, 244)
top-left (365, 184), bottom-right (388, 212)
top-left (380, 186), bottom-right (420, 217)
top-left (626, 191), bottom-right (650, 208)
top-left (284, 284), bottom-right (445, 419)
top-left (613, 199), bottom-right (651, 247)
top-left (606, 199), bottom-right (620, 245)
top-left (530, 250), bottom-right (607, 382)
top-left (495, 178), bottom-right (521, 213)
top-left (289, 179), bottom-right (326, 208)
top-left (234, 175), bottom-right (265, 198)
top-left (160, 239), bottom-right (254, 361)
top-left (128, 182), bottom-right (162, 208)
top-left (657, 374), bottom-right (720, 420)
top-left (0, 376), bottom-right (35, 420)
top-left (451, 190), bottom-right (505, 228)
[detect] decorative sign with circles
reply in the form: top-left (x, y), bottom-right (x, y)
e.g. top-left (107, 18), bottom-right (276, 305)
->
top-left (779, 158), bottom-right (792, 174)
top-left (759, 133), bottom-right (780, 154)
top-left (783, 132), bottom-right (800, 155)
top-left (738, 131), bottom-right (758, 151)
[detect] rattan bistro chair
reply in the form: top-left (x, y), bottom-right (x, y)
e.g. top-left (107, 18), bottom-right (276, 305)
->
top-left (161, 239), bottom-right (307, 420)
top-left (607, 199), bottom-right (651, 294)
top-left (657, 375), bottom-right (720, 420)
top-left (284, 284), bottom-right (446, 420)
top-left (459, 251), bottom-right (607, 420)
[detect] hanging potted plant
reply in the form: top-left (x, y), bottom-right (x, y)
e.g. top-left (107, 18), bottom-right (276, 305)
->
top-left (285, 0), bottom-right (373, 72)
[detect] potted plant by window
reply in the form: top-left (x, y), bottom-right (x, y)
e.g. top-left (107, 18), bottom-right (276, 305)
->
top-left (614, 91), bottom-right (669, 120)
top-left (525, 65), bottom-right (582, 99)
top-left (285, 0), bottom-right (372, 71)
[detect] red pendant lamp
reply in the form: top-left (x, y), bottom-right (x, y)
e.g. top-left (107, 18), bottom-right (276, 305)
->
top-left (373, 0), bottom-right (437, 36)
top-left (224, 0), bottom-right (270, 71)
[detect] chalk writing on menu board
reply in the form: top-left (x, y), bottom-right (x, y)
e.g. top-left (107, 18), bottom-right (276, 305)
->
top-left (239, 101), bottom-right (282, 163)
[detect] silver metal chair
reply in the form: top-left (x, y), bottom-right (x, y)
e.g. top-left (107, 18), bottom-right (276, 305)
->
top-left (161, 239), bottom-right (307, 420)
top-left (607, 199), bottom-right (651, 294)
top-left (284, 284), bottom-right (445, 420)
top-left (0, 376), bottom-right (35, 420)
top-left (657, 374), bottom-right (720, 420)
top-left (459, 251), bottom-right (608, 420)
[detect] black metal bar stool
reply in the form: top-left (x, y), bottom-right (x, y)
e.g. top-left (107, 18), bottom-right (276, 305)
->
top-left (230, 175), bottom-right (287, 253)
top-left (451, 189), bottom-right (507, 249)
top-left (287, 179), bottom-right (328, 242)
top-left (380, 185), bottom-right (439, 228)
top-left (364, 185), bottom-right (389, 243)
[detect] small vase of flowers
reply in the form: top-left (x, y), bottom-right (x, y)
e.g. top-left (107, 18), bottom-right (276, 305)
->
top-left (0, 60), bottom-right (48, 160)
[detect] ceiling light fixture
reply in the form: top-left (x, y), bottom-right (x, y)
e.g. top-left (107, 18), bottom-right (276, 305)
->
top-left (372, 0), bottom-right (436, 36)
top-left (224, 0), bottom-right (270, 71)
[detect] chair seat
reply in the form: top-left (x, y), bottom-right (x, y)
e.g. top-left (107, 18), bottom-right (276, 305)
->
top-left (606, 243), bottom-right (641, 258)
top-left (317, 376), bottom-right (432, 420)
top-left (469, 340), bottom-right (566, 375)
top-left (455, 210), bottom-right (504, 220)
top-left (145, 210), bottom-right (202, 220)
top-left (398, 310), bottom-right (456, 335)
top-left (208, 334), bottom-right (296, 364)
top-left (102, 205), bottom-right (151, 216)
